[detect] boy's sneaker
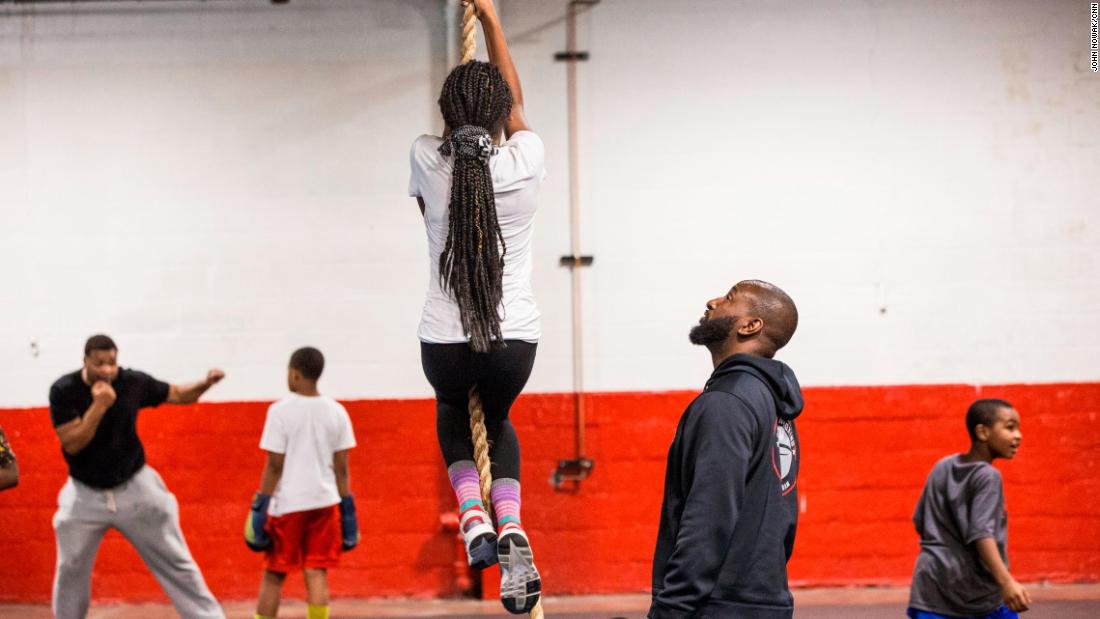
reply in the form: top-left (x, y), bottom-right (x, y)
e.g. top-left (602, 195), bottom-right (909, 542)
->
top-left (460, 508), bottom-right (498, 570)
top-left (498, 530), bottom-right (541, 614)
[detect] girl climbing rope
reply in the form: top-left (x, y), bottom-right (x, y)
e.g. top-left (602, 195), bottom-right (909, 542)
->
top-left (408, 0), bottom-right (545, 615)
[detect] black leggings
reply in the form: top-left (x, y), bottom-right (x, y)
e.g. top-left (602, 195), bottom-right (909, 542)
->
top-left (421, 340), bottom-right (537, 481)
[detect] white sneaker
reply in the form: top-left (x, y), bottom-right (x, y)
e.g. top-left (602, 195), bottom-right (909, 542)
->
top-left (460, 507), bottom-right (498, 570)
top-left (498, 530), bottom-right (541, 614)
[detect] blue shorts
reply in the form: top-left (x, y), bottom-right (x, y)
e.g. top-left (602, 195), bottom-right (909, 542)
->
top-left (907, 605), bottom-right (1018, 619)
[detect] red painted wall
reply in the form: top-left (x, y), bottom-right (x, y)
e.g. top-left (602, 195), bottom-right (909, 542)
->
top-left (0, 383), bottom-right (1097, 603)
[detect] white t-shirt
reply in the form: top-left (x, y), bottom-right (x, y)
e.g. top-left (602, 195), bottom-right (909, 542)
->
top-left (259, 394), bottom-right (357, 517)
top-left (408, 130), bottom-right (546, 344)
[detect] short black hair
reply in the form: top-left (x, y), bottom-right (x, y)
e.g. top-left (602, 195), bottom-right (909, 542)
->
top-left (84, 334), bottom-right (117, 357)
top-left (966, 398), bottom-right (1013, 441)
top-left (289, 347), bottom-right (324, 381)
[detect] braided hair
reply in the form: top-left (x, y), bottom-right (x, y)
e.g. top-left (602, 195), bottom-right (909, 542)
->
top-left (437, 61), bottom-right (514, 353)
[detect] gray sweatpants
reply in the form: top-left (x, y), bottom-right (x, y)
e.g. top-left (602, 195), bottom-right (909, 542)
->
top-left (52, 466), bottom-right (225, 619)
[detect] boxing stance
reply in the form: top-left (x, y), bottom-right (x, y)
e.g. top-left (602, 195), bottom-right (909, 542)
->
top-left (49, 334), bottom-right (225, 619)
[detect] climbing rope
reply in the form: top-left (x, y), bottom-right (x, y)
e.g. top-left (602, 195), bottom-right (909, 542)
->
top-left (461, 0), bottom-right (493, 521)
top-left (461, 5), bottom-right (544, 617)
top-left (461, 3), bottom-right (477, 64)
top-left (468, 387), bottom-right (494, 513)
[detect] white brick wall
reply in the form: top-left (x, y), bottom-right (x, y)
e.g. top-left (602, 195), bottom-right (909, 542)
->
top-left (0, 0), bottom-right (1096, 406)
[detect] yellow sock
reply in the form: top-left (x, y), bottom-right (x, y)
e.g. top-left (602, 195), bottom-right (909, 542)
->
top-left (254, 615), bottom-right (275, 619)
top-left (306, 605), bottom-right (330, 619)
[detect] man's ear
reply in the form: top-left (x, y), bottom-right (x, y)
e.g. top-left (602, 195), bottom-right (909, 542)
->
top-left (738, 317), bottom-right (764, 337)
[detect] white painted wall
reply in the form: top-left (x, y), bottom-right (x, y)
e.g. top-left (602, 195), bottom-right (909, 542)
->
top-left (0, 0), bottom-right (1096, 406)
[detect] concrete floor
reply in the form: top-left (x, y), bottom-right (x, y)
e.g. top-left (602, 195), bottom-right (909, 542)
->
top-left (2, 585), bottom-right (1097, 618)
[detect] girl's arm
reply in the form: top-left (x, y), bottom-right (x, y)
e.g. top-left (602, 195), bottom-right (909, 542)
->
top-left (467, 0), bottom-right (529, 136)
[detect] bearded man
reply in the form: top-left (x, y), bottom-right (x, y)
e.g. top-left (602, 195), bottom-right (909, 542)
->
top-left (649, 280), bottom-right (804, 619)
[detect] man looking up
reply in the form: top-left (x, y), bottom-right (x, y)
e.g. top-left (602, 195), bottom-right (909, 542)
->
top-left (650, 280), bottom-right (804, 619)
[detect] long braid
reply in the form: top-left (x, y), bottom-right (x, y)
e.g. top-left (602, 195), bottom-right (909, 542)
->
top-left (438, 62), bottom-right (513, 353)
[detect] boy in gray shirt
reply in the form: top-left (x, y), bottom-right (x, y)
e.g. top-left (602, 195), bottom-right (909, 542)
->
top-left (907, 399), bottom-right (1030, 619)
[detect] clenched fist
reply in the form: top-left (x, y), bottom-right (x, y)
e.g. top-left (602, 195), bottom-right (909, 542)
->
top-left (91, 381), bottom-right (116, 409)
top-left (462, 0), bottom-right (496, 18)
top-left (206, 369), bottom-right (226, 387)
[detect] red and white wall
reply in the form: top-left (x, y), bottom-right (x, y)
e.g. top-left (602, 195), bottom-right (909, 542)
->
top-left (0, 0), bottom-right (1097, 604)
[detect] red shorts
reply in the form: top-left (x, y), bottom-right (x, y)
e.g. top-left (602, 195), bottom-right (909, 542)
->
top-left (264, 504), bottom-right (341, 573)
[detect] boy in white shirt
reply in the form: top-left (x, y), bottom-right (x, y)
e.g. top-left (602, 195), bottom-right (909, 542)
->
top-left (244, 347), bottom-right (358, 619)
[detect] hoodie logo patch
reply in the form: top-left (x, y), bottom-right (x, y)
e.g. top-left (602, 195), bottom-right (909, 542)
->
top-left (772, 420), bottom-right (798, 496)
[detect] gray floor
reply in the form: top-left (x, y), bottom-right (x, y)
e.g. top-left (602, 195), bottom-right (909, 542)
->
top-left (4, 591), bottom-right (1098, 618)
top-left (793, 600), bottom-right (1100, 619)
top-left (435, 600), bottom-right (1100, 619)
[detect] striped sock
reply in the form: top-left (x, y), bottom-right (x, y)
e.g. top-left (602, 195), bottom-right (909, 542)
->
top-left (491, 478), bottom-right (524, 536)
top-left (493, 478), bottom-right (540, 614)
top-left (306, 604), bottom-right (329, 619)
top-left (449, 460), bottom-right (498, 568)
top-left (448, 460), bottom-right (490, 532)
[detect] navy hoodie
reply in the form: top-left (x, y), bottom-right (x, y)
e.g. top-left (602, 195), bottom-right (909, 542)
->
top-left (650, 353), bottom-right (804, 619)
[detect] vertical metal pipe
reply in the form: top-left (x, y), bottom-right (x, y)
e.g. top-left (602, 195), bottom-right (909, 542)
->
top-left (565, 0), bottom-right (586, 460)
top-left (444, 0), bottom-right (460, 69)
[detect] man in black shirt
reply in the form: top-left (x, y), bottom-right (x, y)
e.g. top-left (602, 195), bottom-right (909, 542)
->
top-left (0, 426), bottom-right (17, 491)
top-left (49, 334), bottom-right (226, 619)
top-left (650, 280), bottom-right (804, 619)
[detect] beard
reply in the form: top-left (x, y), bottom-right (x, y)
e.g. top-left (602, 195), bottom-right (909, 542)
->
top-left (689, 315), bottom-right (736, 346)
